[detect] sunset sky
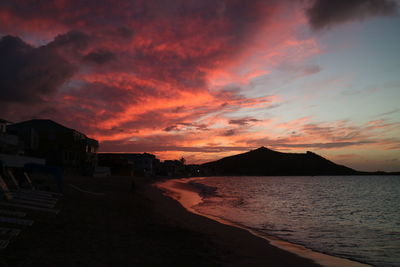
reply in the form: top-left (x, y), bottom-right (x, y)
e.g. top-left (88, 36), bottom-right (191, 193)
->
top-left (1, 0), bottom-right (399, 171)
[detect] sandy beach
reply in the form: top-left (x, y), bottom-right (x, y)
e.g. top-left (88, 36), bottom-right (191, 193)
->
top-left (1, 175), bottom-right (324, 267)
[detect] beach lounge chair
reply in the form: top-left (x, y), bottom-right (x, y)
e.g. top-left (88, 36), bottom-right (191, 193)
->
top-left (0, 176), bottom-right (56, 208)
top-left (5, 190), bottom-right (58, 204)
top-left (0, 240), bottom-right (9, 249)
top-left (0, 173), bottom-right (57, 200)
top-left (22, 163), bottom-right (64, 196)
top-left (0, 216), bottom-right (33, 226)
top-left (6, 169), bottom-right (62, 199)
top-left (20, 171), bottom-right (63, 197)
top-left (5, 195), bottom-right (57, 207)
top-left (0, 222), bottom-right (26, 249)
top-left (0, 228), bottom-right (23, 250)
top-left (0, 170), bottom-right (57, 201)
top-left (0, 202), bottom-right (59, 214)
top-left (0, 209), bottom-right (26, 217)
top-left (0, 176), bottom-right (58, 205)
top-left (0, 227), bottom-right (21, 236)
top-left (0, 179), bottom-right (60, 214)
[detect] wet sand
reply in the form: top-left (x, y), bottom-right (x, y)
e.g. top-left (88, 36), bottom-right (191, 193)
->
top-left (1, 175), bottom-right (325, 266)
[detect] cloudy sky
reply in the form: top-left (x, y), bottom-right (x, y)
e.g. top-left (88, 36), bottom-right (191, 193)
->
top-left (1, 0), bottom-right (399, 171)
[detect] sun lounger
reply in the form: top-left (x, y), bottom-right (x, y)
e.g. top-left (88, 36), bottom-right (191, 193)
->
top-left (22, 163), bottom-right (64, 194)
top-left (7, 170), bottom-right (62, 198)
top-left (0, 202), bottom-right (59, 214)
top-left (0, 177), bottom-right (59, 203)
top-left (4, 198), bottom-right (56, 208)
top-left (6, 191), bottom-right (58, 203)
top-left (8, 194), bottom-right (57, 205)
top-left (1, 179), bottom-right (60, 213)
top-left (0, 240), bottom-right (9, 249)
top-left (0, 226), bottom-right (24, 250)
top-left (2, 170), bottom-right (58, 201)
top-left (0, 194), bottom-right (56, 209)
top-left (0, 209), bottom-right (26, 217)
top-left (5, 188), bottom-right (58, 202)
top-left (0, 228), bottom-right (22, 250)
top-left (23, 172), bottom-right (63, 196)
top-left (0, 216), bottom-right (34, 226)
top-left (0, 181), bottom-right (58, 203)
top-left (0, 227), bottom-right (21, 236)
top-left (0, 176), bottom-right (56, 208)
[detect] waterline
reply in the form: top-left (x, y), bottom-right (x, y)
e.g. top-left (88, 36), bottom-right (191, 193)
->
top-left (156, 178), bottom-right (372, 267)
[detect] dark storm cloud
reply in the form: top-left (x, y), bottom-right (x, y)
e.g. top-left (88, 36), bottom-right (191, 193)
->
top-left (0, 1), bottom-right (309, 142)
top-left (0, 0), bottom-right (280, 109)
top-left (307, 0), bottom-right (398, 30)
top-left (0, 35), bottom-right (74, 103)
top-left (84, 49), bottom-right (116, 64)
top-left (50, 30), bottom-right (91, 51)
top-left (115, 27), bottom-right (135, 39)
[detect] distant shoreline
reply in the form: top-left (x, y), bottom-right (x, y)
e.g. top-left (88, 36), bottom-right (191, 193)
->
top-left (156, 177), bottom-right (372, 267)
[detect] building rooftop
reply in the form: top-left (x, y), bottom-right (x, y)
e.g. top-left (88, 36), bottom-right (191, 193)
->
top-left (0, 119), bottom-right (12, 124)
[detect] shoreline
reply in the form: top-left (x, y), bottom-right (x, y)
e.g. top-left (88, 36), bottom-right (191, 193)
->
top-left (155, 177), bottom-right (372, 267)
top-left (147, 177), bottom-right (324, 267)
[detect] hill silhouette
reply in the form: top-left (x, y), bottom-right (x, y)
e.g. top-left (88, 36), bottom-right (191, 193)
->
top-left (201, 147), bottom-right (359, 176)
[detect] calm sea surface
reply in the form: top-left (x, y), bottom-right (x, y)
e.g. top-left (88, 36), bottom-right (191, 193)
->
top-left (186, 176), bottom-right (400, 267)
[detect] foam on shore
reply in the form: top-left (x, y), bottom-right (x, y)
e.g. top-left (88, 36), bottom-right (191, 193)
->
top-left (156, 178), bottom-right (372, 267)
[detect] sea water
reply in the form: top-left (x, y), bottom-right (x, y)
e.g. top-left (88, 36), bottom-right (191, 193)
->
top-left (183, 176), bottom-right (400, 267)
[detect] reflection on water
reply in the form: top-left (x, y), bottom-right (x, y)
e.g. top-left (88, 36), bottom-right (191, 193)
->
top-left (188, 176), bottom-right (400, 267)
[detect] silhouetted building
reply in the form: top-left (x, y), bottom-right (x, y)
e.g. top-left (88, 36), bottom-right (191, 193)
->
top-left (98, 153), bottom-right (133, 176)
top-left (0, 119), bottom-right (20, 154)
top-left (0, 119), bottom-right (8, 133)
top-left (123, 153), bottom-right (160, 176)
top-left (7, 119), bottom-right (98, 174)
top-left (98, 153), bottom-right (160, 177)
top-left (160, 160), bottom-right (185, 177)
